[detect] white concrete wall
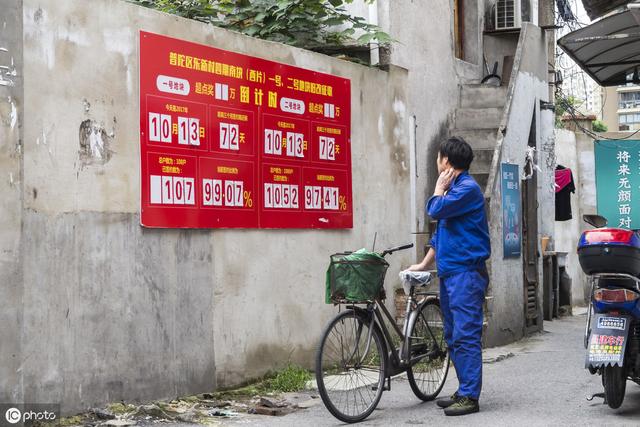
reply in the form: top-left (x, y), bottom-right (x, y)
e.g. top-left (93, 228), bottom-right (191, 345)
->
top-left (2, 0), bottom-right (411, 413)
top-left (555, 129), bottom-right (590, 305)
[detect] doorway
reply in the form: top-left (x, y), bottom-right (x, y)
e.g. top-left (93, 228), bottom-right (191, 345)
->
top-left (522, 111), bottom-right (541, 334)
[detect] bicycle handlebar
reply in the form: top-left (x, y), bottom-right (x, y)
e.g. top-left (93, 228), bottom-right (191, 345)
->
top-left (380, 243), bottom-right (414, 257)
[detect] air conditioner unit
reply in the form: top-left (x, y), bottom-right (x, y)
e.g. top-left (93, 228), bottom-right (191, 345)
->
top-left (495, 0), bottom-right (522, 30)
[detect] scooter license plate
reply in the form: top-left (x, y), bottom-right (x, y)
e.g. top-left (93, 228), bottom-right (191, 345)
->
top-left (585, 314), bottom-right (630, 368)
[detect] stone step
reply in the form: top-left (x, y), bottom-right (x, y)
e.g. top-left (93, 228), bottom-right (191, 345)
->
top-left (471, 172), bottom-right (489, 194)
top-left (470, 148), bottom-right (494, 175)
top-left (460, 84), bottom-right (508, 109)
top-left (454, 107), bottom-right (503, 130)
top-left (449, 128), bottom-right (499, 150)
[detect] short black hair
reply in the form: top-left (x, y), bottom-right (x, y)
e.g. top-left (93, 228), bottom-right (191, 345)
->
top-left (439, 136), bottom-right (474, 170)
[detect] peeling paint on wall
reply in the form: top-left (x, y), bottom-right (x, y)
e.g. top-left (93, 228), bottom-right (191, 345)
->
top-left (103, 28), bottom-right (134, 95)
top-left (9, 97), bottom-right (16, 129)
top-left (377, 115), bottom-right (385, 144)
top-left (33, 7), bottom-right (43, 24)
top-left (0, 46), bottom-right (16, 87)
top-left (79, 119), bottom-right (113, 165)
top-left (57, 27), bottom-right (91, 47)
top-left (24, 8), bottom-right (56, 70)
top-left (392, 98), bottom-right (406, 141)
top-left (103, 28), bottom-right (133, 58)
top-left (390, 97), bottom-right (409, 177)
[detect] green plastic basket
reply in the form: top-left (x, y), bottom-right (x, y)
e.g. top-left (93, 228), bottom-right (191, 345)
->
top-left (325, 249), bottom-right (389, 304)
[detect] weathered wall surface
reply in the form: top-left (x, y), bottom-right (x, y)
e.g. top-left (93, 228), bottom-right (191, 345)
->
top-left (485, 24), bottom-right (551, 346)
top-left (4, 0), bottom-right (410, 413)
top-left (555, 129), bottom-right (589, 305)
top-left (381, 0), bottom-right (483, 256)
top-left (0, 0), bottom-right (24, 406)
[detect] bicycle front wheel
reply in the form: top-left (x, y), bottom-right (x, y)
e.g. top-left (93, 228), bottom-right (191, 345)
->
top-left (315, 309), bottom-right (386, 423)
top-left (407, 298), bottom-right (450, 401)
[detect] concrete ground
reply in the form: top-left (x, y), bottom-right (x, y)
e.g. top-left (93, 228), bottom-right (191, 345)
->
top-left (213, 310), bottom-right (640, 427)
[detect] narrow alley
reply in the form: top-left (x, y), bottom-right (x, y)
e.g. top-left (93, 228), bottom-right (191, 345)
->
top-left (216, 312), bottom-right (640, 426)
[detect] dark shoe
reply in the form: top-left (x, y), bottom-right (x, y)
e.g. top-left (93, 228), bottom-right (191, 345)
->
top-left (436, 392), bottom-right (460, 408)
top-left (444, 397), bottom-right (479, 416)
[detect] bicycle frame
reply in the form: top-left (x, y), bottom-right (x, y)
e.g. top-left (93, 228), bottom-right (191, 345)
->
top-left (316, 243), bottom-right (451, 423)
top-left (349, 287), bottom-right (443, 382)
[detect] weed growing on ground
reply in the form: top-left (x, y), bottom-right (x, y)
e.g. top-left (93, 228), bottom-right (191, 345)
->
top-left (264, 364), bottom-right (313, 393)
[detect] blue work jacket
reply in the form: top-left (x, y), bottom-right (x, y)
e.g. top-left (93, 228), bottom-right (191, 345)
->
top-left (427, 171), bottom-right (491, 278)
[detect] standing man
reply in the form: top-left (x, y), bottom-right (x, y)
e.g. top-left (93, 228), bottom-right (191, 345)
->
top-left (408, 136), bottom-right (491, 416)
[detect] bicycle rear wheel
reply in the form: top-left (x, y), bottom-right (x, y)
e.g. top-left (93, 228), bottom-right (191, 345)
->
top-left (407, 299), bottom-right (450, 401)
top-left (315, 309), bottom-right (386, 423)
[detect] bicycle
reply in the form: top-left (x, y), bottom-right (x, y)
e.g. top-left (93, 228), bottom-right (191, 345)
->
top-left (315, 243), bottom-right (450, 423)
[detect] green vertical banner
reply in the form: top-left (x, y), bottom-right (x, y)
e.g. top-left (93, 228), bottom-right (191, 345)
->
top-left (594, 140), bottom-right (640, 229)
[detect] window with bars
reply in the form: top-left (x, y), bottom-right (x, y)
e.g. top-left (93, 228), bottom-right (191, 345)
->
top-left (496, 0), bottom-right (516, 28)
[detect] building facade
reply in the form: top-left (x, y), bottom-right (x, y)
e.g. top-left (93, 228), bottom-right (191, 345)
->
top-left (0, 0), bottom-right (556, 414)
top-left (602, 84), bottom-right (640, 132)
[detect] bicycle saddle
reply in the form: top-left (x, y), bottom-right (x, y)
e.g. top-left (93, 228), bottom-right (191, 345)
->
top-left (399, 270), bottom-right (433, 295)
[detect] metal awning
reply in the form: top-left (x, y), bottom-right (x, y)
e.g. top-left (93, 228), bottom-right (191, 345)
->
top-left (558, 8), bottom-right (640, 86)
top-left (582, 0), bottom-right (631, 20)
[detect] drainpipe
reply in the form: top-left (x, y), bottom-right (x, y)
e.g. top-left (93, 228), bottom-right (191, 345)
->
top-left (409, 114), bottom-right (424, 262)
top-left (410, 115), bottom-right (417, 232)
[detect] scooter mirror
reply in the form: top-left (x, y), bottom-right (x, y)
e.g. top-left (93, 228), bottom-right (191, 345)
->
top-left (583, 214), bottom-right (608, 228)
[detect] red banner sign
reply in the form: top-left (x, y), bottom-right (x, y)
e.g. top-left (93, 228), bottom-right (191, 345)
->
top-left (140, 31), bottom-right (352, 228)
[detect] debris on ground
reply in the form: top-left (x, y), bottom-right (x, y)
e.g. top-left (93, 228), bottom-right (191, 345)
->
top-left (483, 352), bottom-right (516, 364)
top-left (102, 420), bottom-right (137, 426)
top-left (43, 389), bottom-right (320, 426)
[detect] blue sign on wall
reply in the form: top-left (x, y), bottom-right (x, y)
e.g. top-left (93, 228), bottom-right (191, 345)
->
top-left (595, 140), bottom-right (640, 229)
top-left (501, 163), bottom-right (521, 258)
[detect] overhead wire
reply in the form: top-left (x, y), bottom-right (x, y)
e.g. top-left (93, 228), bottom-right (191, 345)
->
top-left (556, 88), bottom-right (640, 140)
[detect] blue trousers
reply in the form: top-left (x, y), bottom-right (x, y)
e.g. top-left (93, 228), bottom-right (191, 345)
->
top-left (439, 269), bottom-right (489, 400)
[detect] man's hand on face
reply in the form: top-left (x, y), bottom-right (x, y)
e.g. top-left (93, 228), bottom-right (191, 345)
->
top-left (435, 168), bottom-right (455, 196)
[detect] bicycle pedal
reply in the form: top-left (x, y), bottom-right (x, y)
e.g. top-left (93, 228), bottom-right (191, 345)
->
top-left (586, 392), bottom-right (605, 402)
top-left (373, 385), bottom-right (390, 391)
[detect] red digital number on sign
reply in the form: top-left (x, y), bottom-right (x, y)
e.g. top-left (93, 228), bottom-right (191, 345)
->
top-left (146, 96), bottom-right (208, 150)
top-left (147, 152), bottom-right (198, 208)
top-left (262, 114), bottom-right (310, 160)
top-left (261, 163), bottom-right (302, 211)
top-left (210, 107), bottom-right (255, 156)
top-left (140, 31), bottom-right (351, 228)
top-left (311, 122), bottom-right (347, 165)
top-left (302, 168), bottom-right (350, 213)
top-left (199, 157), bottom-right (257, 227)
